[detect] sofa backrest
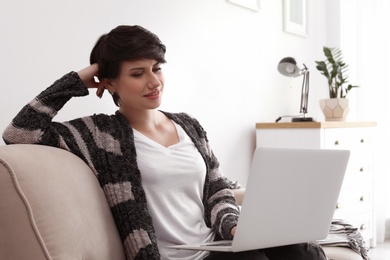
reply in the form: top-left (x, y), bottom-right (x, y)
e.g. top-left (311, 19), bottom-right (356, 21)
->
top-left (0, 144), bottom-right (125, 260)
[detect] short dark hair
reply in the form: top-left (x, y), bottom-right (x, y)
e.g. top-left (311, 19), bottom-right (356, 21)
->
top-left (90, 25), bottom-right (167, 106)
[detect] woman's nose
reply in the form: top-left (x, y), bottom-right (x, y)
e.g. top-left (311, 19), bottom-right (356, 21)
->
top-left (147, 73), bottom-right (162, 88)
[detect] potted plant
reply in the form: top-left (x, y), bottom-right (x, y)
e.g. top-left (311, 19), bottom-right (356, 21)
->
top-left (315, 46), bottom-right (359, 121)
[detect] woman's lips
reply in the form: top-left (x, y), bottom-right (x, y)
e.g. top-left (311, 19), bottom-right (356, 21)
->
top-left (144, 90), bottom-right (160, 100)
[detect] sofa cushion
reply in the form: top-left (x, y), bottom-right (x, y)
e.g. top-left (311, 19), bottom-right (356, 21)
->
top-left (0, 144), bottom-right (125, 260)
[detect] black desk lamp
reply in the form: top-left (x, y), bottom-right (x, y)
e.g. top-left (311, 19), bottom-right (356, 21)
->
top-left (276, 57), bottom-right (314, 122)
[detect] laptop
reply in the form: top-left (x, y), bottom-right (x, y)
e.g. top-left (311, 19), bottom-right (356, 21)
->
top-left (168, 147), bottom-right (350, 252)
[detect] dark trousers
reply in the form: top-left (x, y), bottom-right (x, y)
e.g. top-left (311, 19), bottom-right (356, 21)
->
top-left (203, 242), bottom-right (327, 260)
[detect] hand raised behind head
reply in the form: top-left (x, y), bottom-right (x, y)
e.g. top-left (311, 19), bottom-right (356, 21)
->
top-left (77, 64), bottom-right (105, 98)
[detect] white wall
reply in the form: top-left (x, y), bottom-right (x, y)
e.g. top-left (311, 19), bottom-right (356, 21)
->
top-left (0, 0), bottom-right (328, 186)
top-left (1, 0), bottom-right (388, 241)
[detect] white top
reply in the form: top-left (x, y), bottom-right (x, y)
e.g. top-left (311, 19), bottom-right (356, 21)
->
top-left (133, 122), bottom-right (214, 260)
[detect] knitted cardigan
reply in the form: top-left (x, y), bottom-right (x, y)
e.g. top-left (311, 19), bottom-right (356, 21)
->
top-left (2, 72), bottom-right (240, 260)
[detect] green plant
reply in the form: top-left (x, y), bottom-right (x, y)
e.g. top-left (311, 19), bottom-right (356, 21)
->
top-left (315, 46), bottom-right (359, 98)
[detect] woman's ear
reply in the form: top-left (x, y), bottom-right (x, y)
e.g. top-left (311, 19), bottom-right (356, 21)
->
top-left (102, 78), bottom-right (115, 93)
top-left (102, 78), bottom-right (120, 107)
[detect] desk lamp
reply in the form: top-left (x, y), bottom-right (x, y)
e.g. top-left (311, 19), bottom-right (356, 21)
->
top-left (276, 57), bottom-right (314, 122)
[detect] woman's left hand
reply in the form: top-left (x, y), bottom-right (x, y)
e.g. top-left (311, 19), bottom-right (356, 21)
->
top-left (231, 226), bottom-right (236, 237)
top-left (77, 63), bottom-right (105, 98)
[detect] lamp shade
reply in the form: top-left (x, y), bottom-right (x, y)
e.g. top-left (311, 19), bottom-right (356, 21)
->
top-left (277, 57), bottom-right (300, 77)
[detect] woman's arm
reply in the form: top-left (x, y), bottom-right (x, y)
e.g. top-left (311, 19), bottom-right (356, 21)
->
top-left (192, 126), bottom-right (240, 240)
top-left (2, 65), bottom-right (101, 147)
top-left (205, 153), bottom-right (240, 240)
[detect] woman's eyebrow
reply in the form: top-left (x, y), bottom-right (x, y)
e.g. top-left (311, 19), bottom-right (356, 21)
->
top-left (129, 67), bottom-right (144, 71)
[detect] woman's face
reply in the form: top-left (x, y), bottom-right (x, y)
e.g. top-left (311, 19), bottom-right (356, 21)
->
top-left (106, 59), bottom-right (164, 111)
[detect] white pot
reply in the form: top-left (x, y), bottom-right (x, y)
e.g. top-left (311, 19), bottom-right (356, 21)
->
top-left (319, 98), bottom-right (350, 121)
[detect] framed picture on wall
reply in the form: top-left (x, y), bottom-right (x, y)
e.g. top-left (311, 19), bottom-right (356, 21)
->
top-left (283, 0), bottom-right (308, 37)
top-left (227, 0), bottom-right (260, 11)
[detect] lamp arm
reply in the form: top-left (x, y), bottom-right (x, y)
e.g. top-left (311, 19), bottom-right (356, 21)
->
top-left (299, 70), bottom-right (309, 115)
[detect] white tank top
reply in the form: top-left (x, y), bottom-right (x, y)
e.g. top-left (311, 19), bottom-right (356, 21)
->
top-left (133, 122), bottom-right (214, 260)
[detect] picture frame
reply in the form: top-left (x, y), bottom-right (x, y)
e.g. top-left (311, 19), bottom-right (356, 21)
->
top-left (283, 0), bottom-right (308, 37)
top-left (227, 0), bottom-right (260, 12)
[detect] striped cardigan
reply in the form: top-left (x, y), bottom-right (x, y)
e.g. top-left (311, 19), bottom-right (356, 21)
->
top-left (2, 72), bottom-right (240, 260)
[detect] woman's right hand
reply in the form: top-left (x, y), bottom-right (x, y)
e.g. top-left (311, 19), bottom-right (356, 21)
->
top-left (77, 64), bottom-right (105, 98)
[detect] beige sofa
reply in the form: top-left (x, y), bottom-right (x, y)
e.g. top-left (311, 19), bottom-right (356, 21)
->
top-left (0, 144), bottom-right (363, 260)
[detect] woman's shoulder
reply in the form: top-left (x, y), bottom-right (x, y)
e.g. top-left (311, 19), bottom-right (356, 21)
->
top-left (162, 111), bottom-right (199, 124)
top-left (89, 112), bottom-right (127, 128)
top-left (66, 112), bottom-right (125, 133)
top-left (162, 111), bottom-right (207, 139)
top-left (71, 112), bottom-right (132, 143)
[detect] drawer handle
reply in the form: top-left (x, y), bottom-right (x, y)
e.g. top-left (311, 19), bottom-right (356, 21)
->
top-left (360, 224), bottom-right (367, 231)
top-left (334, 140), bottom-right (340, 145)
top-left (360, 167), bottom-right (364, 172)
top-left (360, 139), bottom-right (365, 143)
top-left (336, 203), bottom-right (341, 209)
top-left (360, 196), bottom-right (366, 202)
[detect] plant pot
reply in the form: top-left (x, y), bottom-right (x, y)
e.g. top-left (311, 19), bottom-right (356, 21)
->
top-left (319, 98), bottom-right (350, 121)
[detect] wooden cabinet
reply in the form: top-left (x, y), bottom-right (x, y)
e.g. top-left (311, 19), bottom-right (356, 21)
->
top-left (255, 121), bottom-right (377, 247)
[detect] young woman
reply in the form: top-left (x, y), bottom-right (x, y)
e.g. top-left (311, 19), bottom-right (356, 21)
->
top-left (2, 25), bottom-right (326, 260)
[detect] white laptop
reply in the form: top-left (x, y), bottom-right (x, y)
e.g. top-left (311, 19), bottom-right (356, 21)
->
top-left (169, 147), bottom-right (350, 252)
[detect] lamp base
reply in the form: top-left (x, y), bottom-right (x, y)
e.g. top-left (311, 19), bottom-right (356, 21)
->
top-left (291, 117), bottom-right (314, 122)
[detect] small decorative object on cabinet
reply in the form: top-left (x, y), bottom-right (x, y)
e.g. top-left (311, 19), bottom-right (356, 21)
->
top-left (319, 98), bottom-right (350, 121)
top-left (315, 47), bottom-right (359, 121)
top-left (255, 121), bottom-right (377, 248)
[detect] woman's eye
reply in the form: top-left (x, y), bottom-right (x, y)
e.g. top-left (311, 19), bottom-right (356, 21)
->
top-left (153, 67), bottom-right (162, 73)
top-left (132, 73), bottom-right (143, 78)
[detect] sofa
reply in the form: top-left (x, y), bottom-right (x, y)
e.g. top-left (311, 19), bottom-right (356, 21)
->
top-left (0, 144), bottom-right (363, 260)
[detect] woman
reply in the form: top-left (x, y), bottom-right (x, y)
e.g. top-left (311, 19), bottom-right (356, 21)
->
top-left (2, 25), bottom-right (326, 260)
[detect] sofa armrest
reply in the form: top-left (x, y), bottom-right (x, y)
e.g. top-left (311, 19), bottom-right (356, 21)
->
top-left (322, 246), bottom-right (363, 260)
top-left (0, 144), bottom-right (125, 260)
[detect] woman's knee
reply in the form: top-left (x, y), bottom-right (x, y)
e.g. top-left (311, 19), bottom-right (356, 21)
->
top-left (204, 250), bottom-right (269, 260)
top-left (262, 242), bottom-right (327, 260)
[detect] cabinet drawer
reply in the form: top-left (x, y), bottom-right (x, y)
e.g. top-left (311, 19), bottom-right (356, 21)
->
top-left (323, 128), bottom-right (371, 150)
top-left (342, 159), bottom-right (372, 189)
top-left (333, 186), bottom-right (372, 219)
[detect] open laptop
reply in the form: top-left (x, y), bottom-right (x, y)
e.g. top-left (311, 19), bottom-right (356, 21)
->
top-left (169, 147), bottom-right (350, 252)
